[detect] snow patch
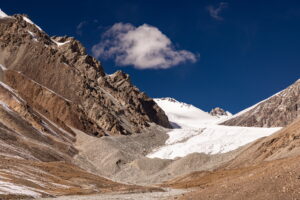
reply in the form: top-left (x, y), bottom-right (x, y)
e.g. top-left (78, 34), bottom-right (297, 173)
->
top-left (0, 64), bottom-right (7, 71)
top-left (51, 39), bottom-right (70, 47)
top-left (0, 180), bottom-right (41, 197)
top-left (22, 16), bottom-right (42, 31)
top-left (0, 9), bottom-right (9, 18)
top-left (0, 81), bottom-right (26, 104)
top-left (0, 101), bottom-right (13, 113)
top-left (35, 109), bottom-right (74, 140)
top-left (27, 30), bottom-right (38, 42)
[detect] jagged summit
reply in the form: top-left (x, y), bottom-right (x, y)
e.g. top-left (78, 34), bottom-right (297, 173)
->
top-left (210, 107), bottom-right (232, 118)
top-left (0, 13), bottom-right (171, 137)
top-left (0, 11), bottom-right (171, 198)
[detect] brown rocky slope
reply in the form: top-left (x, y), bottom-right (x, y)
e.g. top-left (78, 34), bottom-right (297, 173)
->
top-left (222, 79), bottom-right (300, 127)
top-left (0, 12), bottom-right (169, 198)
top-left (164, 117), bottom-right (300, 200)
top-left (0, 74), bottom-right (161, 198)
top-left (0, 14), bottom-right (171, 137)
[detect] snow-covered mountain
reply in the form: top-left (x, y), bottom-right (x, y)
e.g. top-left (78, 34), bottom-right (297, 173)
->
top-left (0, 9), bottom-right (8, 18)
top-left (154, 97), bottom-right (219, 128)
top-left (148, 98), bottom-right (281, 159)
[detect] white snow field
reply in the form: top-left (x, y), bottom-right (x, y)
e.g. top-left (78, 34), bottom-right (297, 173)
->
top-left (147, 98), bottom-right (281, 159)
top-left (154, 98), bottom-right (218, 128)
top-left (0, 9), bottom-right (9, 18)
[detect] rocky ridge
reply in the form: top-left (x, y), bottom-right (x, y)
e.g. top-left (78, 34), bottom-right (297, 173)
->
top-left (222, 79), bottom-right (300, 127)
top-left (0, 14), bottom-right (170, 137)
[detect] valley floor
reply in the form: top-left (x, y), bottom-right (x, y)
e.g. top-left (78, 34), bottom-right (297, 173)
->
top-left (37, 189), bottom-right (187, 200)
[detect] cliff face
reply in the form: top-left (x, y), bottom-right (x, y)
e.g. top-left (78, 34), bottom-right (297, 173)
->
top-left (0, 14), bottom-right (171, 137)
top-left (222, 79), bottom-right (300, 127)
top-left (0, 12), bottom-right (169, 198)
top-left (0, 78), bottom-right (152, 198)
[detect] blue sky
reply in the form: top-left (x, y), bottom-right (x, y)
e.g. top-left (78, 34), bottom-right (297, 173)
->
top-left (2, 0), bottom-right (300, 113)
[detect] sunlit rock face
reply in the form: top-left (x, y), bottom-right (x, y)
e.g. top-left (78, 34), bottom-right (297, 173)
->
top-left (0, 14), bottom-right (171, 137)
top-left (222, 79), bottom-right (300, 127)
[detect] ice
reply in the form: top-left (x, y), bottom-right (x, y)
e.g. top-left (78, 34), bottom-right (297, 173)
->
top-left (148, 125), bottom-right (281, 159)
top-left (148, 98), bottom-right (282, 159)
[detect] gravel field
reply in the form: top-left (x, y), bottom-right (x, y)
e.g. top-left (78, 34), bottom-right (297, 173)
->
top-left (38, 189), bottom-right (188, 200)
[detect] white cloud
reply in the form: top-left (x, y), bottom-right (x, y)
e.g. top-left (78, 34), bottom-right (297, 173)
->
top-left (207, 2), bottom-right (228, 21)
top-left (92, 23), bottom-right (198, 69)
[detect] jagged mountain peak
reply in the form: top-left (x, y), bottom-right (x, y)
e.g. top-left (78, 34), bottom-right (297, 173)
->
top-left (0, 11), bottom-right (171, 137)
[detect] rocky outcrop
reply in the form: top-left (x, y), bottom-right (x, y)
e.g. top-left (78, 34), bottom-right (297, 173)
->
top-left (0, 14), bottom-right (171, 137)
top-left (222, 79), bottom-right (300, 127)
top-left (210, 107), bottom-right (231, 117)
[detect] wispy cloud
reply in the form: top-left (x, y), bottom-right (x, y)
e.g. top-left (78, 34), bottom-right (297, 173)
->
top-left (76, 21), bottom-right (87, 35)
top-left (76, 20), bottom-right (99, 35)
top-left (207, 2), bottom-right (228, 21)
top-left (92, 23), bottom-right (198, 69)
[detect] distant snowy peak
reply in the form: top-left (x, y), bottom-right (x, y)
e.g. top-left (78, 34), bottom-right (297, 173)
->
top-left (210, 107), bottom-right (232, 118)
top-left (155, 97), bottom-right (193, 108)
top-left (154, 97), bottom-right (209, 115)
top-left (0, 9), bottom-right (9, 18)
top-left (154, 97), bottom-right (220, 128)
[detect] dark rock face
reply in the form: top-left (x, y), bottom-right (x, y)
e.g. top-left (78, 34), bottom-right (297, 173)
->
top-left (0, 14), bottom-right (171, 136)
top-left (222, 79), bottom-right (300, 127)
